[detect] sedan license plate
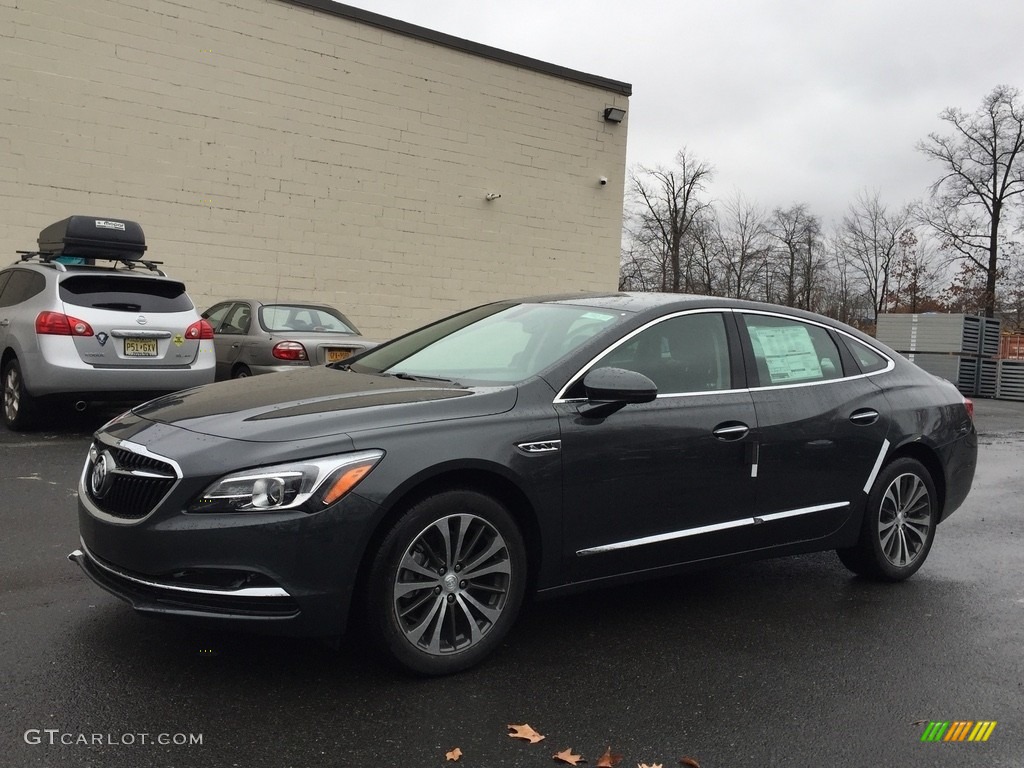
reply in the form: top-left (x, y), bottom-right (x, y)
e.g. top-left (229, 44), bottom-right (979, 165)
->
top-left (124, 338), bottom-right (158, 357)
top-left (326, 348), bottom-right (351, 363)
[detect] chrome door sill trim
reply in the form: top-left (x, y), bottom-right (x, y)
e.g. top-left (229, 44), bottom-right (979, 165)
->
top-left (576, 501), bottom-right (850, 556)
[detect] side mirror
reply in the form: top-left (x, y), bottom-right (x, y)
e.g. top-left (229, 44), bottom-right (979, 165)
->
top-left (578, 367), bottom-right (657, 417)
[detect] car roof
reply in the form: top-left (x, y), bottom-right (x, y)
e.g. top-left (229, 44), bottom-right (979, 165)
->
top-left (501, 291), bottom-right (879, 344)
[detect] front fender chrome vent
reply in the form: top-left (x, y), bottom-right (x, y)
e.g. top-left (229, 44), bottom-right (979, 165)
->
top-left (516, 440), bottom-right (561, 454)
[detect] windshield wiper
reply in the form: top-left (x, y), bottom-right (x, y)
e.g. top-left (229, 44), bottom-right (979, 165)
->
top-left (390, 371), bottom-right (462, 386)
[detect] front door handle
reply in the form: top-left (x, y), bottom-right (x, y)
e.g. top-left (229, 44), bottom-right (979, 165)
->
top-left (712, 422), bottom-right (750, 441)
top-left (849, 408), bottom-right (879, 426)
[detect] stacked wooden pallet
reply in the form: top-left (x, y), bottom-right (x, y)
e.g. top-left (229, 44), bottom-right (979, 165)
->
top-left (875, 313), bottom-right (1001, 396)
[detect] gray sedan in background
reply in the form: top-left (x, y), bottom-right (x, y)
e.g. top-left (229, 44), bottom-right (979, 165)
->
top-left (202, 300), bottom-right (377, 380)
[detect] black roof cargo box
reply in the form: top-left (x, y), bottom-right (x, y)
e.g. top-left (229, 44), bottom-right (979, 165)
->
top-left (37, 216), bottom-right (147, 260)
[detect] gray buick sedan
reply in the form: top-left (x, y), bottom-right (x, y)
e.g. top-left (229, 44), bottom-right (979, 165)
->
top-left (71, 293), bottom-right (977, 675)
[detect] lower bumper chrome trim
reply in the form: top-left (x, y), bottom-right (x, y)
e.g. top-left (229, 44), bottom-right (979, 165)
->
top-left (69, 540), bottom-right (290, 598)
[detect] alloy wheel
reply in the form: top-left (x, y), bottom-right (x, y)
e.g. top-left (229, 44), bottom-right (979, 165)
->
top-left (392, 513), bottom-right (513, 656)
top-left (3, 366), bottom-right (20, 423)
top-left (877, 472), bottom-right (933, 568)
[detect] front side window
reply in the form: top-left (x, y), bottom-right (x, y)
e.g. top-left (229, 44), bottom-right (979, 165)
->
top-left (570, 312), bottom-right (732, 397)
top-left (742, 314), bottom-right (843, 386)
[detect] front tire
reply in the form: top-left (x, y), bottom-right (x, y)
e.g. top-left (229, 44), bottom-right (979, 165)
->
top-left (366, 490), bottom-right (526, 675)
top-left (2, 359), bottom-right (37, 431)
top-left (837, 457), bottom-right (937, 581)
top-left (231, 364), bottom-right (252, 379)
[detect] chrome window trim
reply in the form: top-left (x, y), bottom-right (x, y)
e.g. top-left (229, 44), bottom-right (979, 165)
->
top-left (552, 307), bottom-right (896, 405)
top-left (78, 437), bottom-right (183, 526)
top-left (575, 501), bottom-right (850, 556)
top-left (71, 540), bottom-right (291, 598)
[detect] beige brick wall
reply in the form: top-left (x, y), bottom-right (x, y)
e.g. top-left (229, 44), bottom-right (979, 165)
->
top-left (0, 0), bottom-right (629, 338)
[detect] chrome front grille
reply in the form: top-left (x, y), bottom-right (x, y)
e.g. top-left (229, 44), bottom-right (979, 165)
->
top-left (84, 440), bottom-right (178, 520)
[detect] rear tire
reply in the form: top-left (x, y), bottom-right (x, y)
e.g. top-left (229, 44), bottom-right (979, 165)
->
top-left (365, 489), bottom-right (526, 676)
top-left (837, 457), bottom-right (937, 581)
top-left (2, 359), bottom-right (37, 431)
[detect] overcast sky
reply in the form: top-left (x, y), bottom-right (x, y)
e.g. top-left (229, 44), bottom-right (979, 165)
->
top-left (347, 0), bottom-right (1024, 226)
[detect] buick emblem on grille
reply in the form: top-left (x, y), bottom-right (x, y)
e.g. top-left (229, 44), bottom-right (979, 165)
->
top-left (90, 451), bottom-right (117, 499)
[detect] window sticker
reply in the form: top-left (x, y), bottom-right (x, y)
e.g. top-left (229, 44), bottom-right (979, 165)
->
top-left (749, 325), bottom-right (823, 383)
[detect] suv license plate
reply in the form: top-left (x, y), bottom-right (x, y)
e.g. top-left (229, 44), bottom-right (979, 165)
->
top-left (326, 348), bottom-right (351, 363)
top-left (124, 338), bottom-right (158, 357)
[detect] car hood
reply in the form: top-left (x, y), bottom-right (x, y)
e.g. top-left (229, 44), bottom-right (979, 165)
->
top-left (131, 367), bottom-right (518, 442)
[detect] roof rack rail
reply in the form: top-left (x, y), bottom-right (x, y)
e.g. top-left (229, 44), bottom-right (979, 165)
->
top-left (15, 250), bottom-right (166, 274)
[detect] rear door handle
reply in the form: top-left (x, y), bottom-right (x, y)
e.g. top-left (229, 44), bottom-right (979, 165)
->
top-left (712, 422), bottom-right (750, 441)
top-left (849, 409), bottom-right (879, 426)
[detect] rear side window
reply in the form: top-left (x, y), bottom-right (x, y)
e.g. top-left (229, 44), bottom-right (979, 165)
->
top-left (59, 276), bottom-right (194, 313)
top-left (0, 269), bottom-right (46, 307)
top-left (742, 314), bottom-right (843, 385)
top-left (843, 337), bottom-right (890, 373)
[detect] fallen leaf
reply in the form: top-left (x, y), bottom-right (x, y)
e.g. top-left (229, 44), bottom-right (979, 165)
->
top-left (553, 747), bottom-right (585, 765)
top-left (638, 764), bottom-right (663, 768)
top-left (596, 746), bottom-right (623, 767)
top-left (508, 724), bottom-right (545, 744)
top-left (445, 747), bottom-right (463, 762)
top-left (679, 758), bottom-right (701, 768)
top-left (911, 720), bottom-right (927, 727)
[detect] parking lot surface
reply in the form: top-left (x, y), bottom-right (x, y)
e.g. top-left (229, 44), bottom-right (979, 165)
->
top-left (1, 398), bottom-right (1021, 767)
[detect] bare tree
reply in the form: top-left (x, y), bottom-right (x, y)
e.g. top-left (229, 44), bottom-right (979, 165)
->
top-left (886, 229), bottom-right (943, 313)
top-left (715, 192), bottom-right (770, 300)
top-left (840, 190), bottom-right (912, 321)
top-left (767, 204), bottom-right (822, 310)
top-left (626, 149), bottom-right (713, 293)
top-left (918, 85), bottom-right (1024, 317)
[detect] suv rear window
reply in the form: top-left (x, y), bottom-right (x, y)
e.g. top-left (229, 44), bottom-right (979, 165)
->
top-left (59, 276), bottom-right (194, 313)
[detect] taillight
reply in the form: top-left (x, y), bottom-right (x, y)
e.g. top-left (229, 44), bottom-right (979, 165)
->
top-left (963, 397), bottom-right (974, 422)
top-left (272, 341), bottom-right (308, 361)
top-left (35, 311), bottom-right (94, 336)
top-left (185, 319), bottom-right (215, 340)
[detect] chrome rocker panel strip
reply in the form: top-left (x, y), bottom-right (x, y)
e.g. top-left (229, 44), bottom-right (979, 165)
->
top-left (576, 501), bottom-right (850, 556)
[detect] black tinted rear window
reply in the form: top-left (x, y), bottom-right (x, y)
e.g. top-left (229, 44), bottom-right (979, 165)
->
top-left (59, 276), bottom-right (193, 313)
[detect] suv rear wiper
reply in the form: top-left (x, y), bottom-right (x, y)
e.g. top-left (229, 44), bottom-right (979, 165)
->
top-left (91, 302), bottom-right (143, 311)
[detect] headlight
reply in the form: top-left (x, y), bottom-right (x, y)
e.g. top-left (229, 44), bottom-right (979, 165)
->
top-left (189, 450), bottom-right (383, 513)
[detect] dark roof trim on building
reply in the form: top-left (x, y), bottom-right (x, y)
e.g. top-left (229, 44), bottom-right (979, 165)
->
top-left (281, 0), bottom-right (632, 97)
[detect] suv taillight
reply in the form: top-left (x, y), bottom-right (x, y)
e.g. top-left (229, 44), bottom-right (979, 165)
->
top-left (35, 311), bottom-right (94, 336)
top-left (273, 341), bottom-right (308, 361)
top-left (185, 319), bottom-right (215, 340)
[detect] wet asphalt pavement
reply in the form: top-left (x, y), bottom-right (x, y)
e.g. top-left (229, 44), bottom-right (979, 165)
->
top-left (1, 399), bottom-right (1021, 768)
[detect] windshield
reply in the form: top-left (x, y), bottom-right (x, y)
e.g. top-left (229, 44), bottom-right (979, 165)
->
top-left (348, 302), bottom-right (626, 385)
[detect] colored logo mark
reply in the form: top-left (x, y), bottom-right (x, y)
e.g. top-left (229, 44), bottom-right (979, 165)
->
top-left (921, 721), bottom-right (997, 742)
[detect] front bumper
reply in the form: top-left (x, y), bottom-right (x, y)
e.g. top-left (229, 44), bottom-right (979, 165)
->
top-left (73, 424), bottom-right (382, 637)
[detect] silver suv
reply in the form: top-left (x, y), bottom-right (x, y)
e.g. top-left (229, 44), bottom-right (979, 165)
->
top-left (1, 216), bottom-right (215, 430)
